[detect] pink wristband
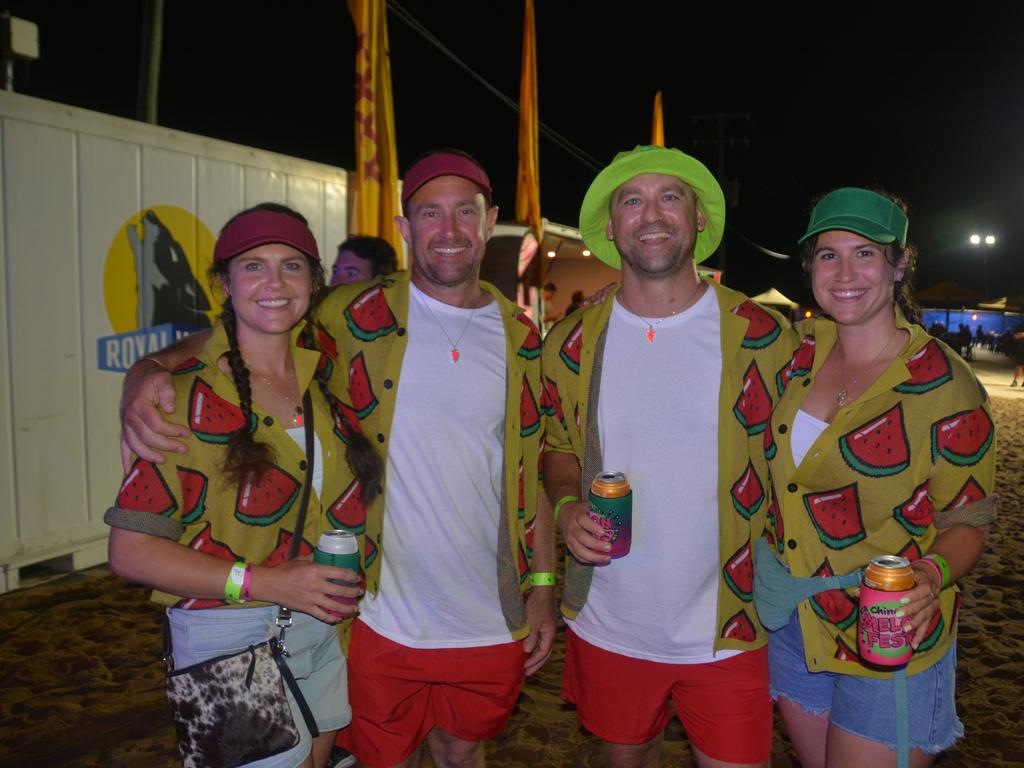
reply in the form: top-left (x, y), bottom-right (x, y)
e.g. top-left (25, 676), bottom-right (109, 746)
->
top-left (241, 563), bottom-right (255, 602)
top-left (916, 557), bottom-right (942, 592)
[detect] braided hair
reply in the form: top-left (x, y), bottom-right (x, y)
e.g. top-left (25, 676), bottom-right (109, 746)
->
top-left (800, 189), bottom-right (922, 325)
top-left (212, 203), bottom-right (326, 483)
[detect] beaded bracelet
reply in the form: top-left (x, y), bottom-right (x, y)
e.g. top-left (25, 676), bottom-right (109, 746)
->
top-left (924, 553), bottom-right (951, 589)
top-left (224, 561), bottom-right (246, 603)
top-left (916, 557), bottom-right (943, 594)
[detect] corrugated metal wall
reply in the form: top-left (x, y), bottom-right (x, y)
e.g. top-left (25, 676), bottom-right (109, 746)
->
top-left (0, 91), bottom-right (351, 589)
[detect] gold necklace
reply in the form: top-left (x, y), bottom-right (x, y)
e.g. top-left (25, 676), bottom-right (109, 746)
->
top-left (253, 369), bottom-right (303, 426)
top-left (836, 328), bottom-right (900, 407)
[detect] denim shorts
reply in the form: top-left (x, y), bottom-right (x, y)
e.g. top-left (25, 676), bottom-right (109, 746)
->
top-left (167, 606), bottom-right (349, 768)
top-left (768, 610), bottom-right (963, 754)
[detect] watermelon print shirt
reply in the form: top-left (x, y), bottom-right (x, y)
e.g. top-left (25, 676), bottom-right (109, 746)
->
top-left (106, 323), bottom-right (343, 610)
top-left (766, 312), bottom-right (996, 678)
top-left (312, 271), bottom-right (545, 641)
top-left (542, 279), bottom-right (798, 654)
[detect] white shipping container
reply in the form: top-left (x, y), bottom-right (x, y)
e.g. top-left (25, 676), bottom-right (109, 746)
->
top-left (0, 91), bottom-right (353, 591)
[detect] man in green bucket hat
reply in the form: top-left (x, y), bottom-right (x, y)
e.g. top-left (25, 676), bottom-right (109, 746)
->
top-left (543, 145), bottom-right (796, 767)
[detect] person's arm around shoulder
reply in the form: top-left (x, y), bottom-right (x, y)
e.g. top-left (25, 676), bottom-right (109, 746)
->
top-left (120, 330), bottom-right (211, 469)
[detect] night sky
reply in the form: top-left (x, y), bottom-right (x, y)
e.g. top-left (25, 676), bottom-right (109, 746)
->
top-left (7, 1), bottom-right (1023, 304)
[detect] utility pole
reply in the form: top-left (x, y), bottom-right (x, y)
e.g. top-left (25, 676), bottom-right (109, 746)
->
top-left (691, 113), bottom-right (750, 282)
top-left (136, 0), bottom-right (164, 124)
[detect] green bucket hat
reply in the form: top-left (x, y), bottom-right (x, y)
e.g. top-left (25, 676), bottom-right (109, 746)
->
top-left (799, 187), bottom-right (908, 246)
top-left (579, 145), bottom-right (726, 268)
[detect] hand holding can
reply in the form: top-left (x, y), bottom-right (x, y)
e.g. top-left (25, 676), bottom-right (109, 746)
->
top-left (858, 555), bottom-right (915, 667)
top-left (588, 471), bottom-right (632, 559)
top-left (314, 530), bottom-right (362, 607)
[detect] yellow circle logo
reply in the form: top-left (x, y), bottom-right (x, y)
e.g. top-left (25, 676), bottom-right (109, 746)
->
top-left (103, 206), bottom-right (221, 333)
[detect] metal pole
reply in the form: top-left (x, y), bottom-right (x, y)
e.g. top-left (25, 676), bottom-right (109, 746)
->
top-left (136, 0), bottom-right (164, 124)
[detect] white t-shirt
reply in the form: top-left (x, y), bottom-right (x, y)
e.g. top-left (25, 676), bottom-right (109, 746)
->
top-left (568, 287), bottom-right (740, 663)
top-left (791, 409), bottom-right (829, 468)
top-left (358, 283), bottom-right (511, 648)
top-left (285, 427), bottom-right (323, 499)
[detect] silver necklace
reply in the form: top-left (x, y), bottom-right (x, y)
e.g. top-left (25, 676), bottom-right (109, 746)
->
top-left (836, 328), bottom-right (900, 407)
top-left (416, 289), bottom-right (477, 363)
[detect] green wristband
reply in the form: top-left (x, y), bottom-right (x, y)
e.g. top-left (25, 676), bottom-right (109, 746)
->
top-left (530, 572), bottom-right (556, 587)
top-left (924, 553), bottom-right (951, 589)
top-left (224, 561), bottom-right (246, 603)
top-left (553, 494), bottom-right (579, 524)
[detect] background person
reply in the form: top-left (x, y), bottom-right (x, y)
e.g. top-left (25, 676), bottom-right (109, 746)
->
top-left (330, 235), bottom-right (399, 286)
top-left (763, 188), bottom-right (996, 767)
top-left (107, 203), bottom-right (366, 768)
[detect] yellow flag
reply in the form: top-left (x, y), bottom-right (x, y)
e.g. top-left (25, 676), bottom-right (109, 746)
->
top-left (651, 90), bottom-right (665, 147)
top-left (515, 0), bottom-right (542, 239)
top-left (348, 0), bottom-right (402, 263)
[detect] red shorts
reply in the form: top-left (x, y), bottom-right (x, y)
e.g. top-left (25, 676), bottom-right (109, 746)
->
top-left (340, 620), bottom-right (525, 767)
top-left (564, 629), bottom-right (772, 763)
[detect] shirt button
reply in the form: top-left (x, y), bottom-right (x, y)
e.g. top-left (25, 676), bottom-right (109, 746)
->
top-left (397, 327), bottom-right (406, 336)
top-left (787, 483), bottom-right (798, 493)
top-left (787, 539), bottom-right (798, 550)
top-left (263, 416), bottom-right (273, 426)
top-left (377, 433), bottom-right (385, 443)
top-left (778, 424), bottom-right (788, 434)
top-left (802, 378), bottom-right (811, 387)
top-left (384, 379), bottom-right (393, 389)
top-left (299, 460), bottom-right (307, 471)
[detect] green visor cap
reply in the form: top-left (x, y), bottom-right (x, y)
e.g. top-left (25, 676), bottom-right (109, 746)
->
top-left (799, 187), bottom-right (908, 246)
top-left (579, 145), bottom-right (726, 268)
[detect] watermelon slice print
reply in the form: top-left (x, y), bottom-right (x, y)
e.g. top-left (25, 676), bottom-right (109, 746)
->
top-left (518, 540), bottom-right (529, 583)
top-left (897, 539), bottom-right (923, 562)
top-left (520, 376), bottom-right (541, 437)
top-left (893, 481), bottom-right (934, 536)
top-left (172, 357), bottom-right (205, 375)
top-left (344, 284), bottom-right (398, 341)
top-left (764, 422), bottom-right (777, 461)
top-left (730, 462), bottom-right (765, 520)
top-left (331, 400), bottom-right (362, 444)
top-left (542, 378), bottom-right (567, 430)
top-left (327, 478), bottom-right (366, 534)
top-left (516, 461), bottom-right (525, 519)
top-left (117, 459), bottom-right (177, 517)
top-left (261, 529), bottom-right (314, 566)
top-left (839, 404), bottom-right (911, 478)
top-left (809, 559), bottom-right (857, 630)
top-left (720, 610), bottom-right (757, 642)
top-left (177, 466), bottom-right (209, 524)
top-left (559, 320), bottom-right (583, 374)
top-left (734, 300), bottom-right (781, 349)
top-left (187, 521), bottom-right (241, 561)
top-left (834, 634), bottom-right (859, 663)
top-left (931, 406), bottom-right (994, 467)
top-left (764, 489), bottom-right (784, 554)
top-left (723, 542), bottom-right (754, 602)
top-left (348, 352), bottom-right (378, 420)
top-left (235, 465), bottom-right (301, 526)
top-left (776, 335), bottom-right (816, 395)
top-left (894, 340), bottom-right (952, 395)
top-left (176, 597), bottom-right (227, 610)
top-left (943, 476), bottom-right (986, 511)
top-left (803, 483), bottom-right (866, 550)
top-left (733, 361), bottom-right (771, 436)
top-left (516, 315), bottom-right (541, 360)
top-left (188, 379), bottom-right (254, 444)
top-left (364, 537), bottom-right (379, 568)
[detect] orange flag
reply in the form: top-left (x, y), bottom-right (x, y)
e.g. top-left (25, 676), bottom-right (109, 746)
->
top-left (348, 0), bottom-right (402, 262)
top-left (651, 90), bottom-right (665, 147)
top-left (515, 0), bottom-right (542, 239)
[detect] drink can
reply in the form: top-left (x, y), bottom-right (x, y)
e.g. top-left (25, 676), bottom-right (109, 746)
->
top-left (858, 555), bottom-right (915, 666)
top-left (588, 471), bottom-right (632, 559)
top-left (314, 530), bottom-right (361, 606)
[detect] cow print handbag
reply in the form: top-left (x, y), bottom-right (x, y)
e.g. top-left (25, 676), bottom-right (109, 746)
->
top-left (165, 392), bottom-right (320, 768)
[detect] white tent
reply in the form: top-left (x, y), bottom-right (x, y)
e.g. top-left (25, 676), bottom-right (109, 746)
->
top-left (750, 287), bottom-right (799, 309)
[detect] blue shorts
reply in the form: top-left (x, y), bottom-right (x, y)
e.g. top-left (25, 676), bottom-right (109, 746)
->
top-left (167, 606), bottom-right (349, 768)
top-left (768, 611), bottom-right (962, 754)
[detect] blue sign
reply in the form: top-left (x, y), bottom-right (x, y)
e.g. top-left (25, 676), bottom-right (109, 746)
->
top-left (97, 323), bottom-right (198, 373)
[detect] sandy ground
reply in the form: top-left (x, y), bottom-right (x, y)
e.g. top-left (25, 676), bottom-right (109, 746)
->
top-left (1, 355), bottom-right (1021, 767)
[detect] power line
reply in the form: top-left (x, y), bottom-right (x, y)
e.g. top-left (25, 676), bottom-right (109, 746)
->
top-left (386, 1), bottom-right (603, 172)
